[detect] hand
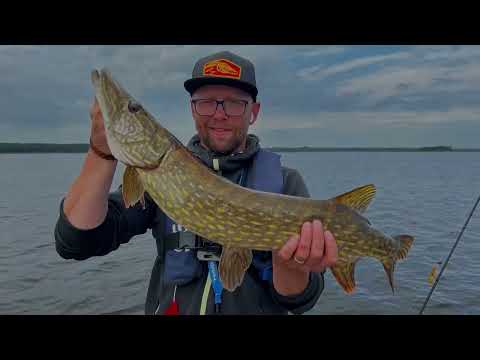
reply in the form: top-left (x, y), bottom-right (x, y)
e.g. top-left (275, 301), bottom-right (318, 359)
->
top-left (272, 220), bottom-right (338, 296)
top-left (89, 97), bottom-right (112, 156)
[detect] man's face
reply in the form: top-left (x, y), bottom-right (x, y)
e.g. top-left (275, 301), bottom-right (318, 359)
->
top-left (190, 85), bottom-right (260, 154)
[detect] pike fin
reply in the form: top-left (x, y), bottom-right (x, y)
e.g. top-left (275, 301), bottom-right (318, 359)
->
top-left (122, 166), bottom-right (145, 208)
top-left (218, 246), bottom-right (253, 292)
top-left (331, 184), bottom-right (376, 213)
top-left (382, 259), bottom-right (396, 294)
top-left (393, 234), bottom-right (415, 260)
top-left (330, 258), bottom-right (358, 294)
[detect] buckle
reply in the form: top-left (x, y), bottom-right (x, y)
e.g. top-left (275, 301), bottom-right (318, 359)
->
top-left (175, 231), bottom-right (223, 261)
top-left (177, 231), bottom-right (197, 249)
top-left (197, 250), bottom-right (221, 262)
top-left (196, 237), bottom-right (222, 262)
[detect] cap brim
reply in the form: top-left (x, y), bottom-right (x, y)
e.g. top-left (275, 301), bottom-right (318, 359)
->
top-left (184, 77), bottom-right (258, 99)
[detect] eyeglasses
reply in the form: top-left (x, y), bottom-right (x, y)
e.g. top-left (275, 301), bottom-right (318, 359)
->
top-left (191, 99), bottom-right (251, 116)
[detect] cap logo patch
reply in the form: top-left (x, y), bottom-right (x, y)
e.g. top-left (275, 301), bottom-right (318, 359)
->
top-left (203, 59), bottom-right (241, 79)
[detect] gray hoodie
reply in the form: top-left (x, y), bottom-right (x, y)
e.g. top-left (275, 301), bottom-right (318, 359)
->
top-left (54, 134), bottom-right (324, 315)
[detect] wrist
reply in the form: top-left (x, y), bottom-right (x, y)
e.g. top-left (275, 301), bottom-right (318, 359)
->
top-left (89, 137), bottom-right (116, 161)
top-left (81, 147), bottom-right (118, 182)
top-left (273, 265), bottom-right (310, 296)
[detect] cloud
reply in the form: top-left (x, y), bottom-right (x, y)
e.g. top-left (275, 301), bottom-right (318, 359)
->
top-left (254, 107), bottom-right (480, 148)
top-left (415, 45), bottom-right (480, 62)
top-left (1, 45), bottom-right (480, 147)
top-left (256, 107), bottom-right (480, 132)
top-left (335, 51), bottom-right (480, 108)
top-left (298, 46), bottom-right (347, 57)
top-left (337, 66), bottom-right (439, 99)
top-left (0, 45), bottom-right (42, 54)
top-left (297, 52), bottom-right (411, 81)
top-left (293, 45), bottom-right (480, 111)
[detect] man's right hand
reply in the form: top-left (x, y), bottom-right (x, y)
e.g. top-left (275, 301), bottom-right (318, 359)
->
top-left (89, 97), bottom-right (112, 157)
top-left (62, 97), bottom-right (118, 229)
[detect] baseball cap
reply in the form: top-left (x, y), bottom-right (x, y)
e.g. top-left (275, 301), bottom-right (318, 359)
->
top-left (184, 51), bottom-right (258, 101)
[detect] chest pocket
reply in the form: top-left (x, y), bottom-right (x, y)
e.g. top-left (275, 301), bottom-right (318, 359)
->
top-left (162, 217), bottom-right (204, 287)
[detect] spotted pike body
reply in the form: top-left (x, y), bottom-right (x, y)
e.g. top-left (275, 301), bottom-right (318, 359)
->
top-left (139, 146), bottom-right (386, 254)
top-left (91, 68), bottom-right (415, 294)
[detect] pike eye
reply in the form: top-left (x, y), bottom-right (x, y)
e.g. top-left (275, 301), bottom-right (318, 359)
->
top-left (128, 100), bottom-right (142, 113)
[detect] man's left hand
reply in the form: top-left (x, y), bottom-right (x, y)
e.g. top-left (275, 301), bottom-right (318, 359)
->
top-left (272, 219), bottom-right (338, 296)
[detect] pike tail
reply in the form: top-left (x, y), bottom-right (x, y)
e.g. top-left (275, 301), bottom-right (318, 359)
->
top-left (331, 234), bottom-right (414, 295)
top-left (394, 234), bottom-right (415, 260)
top-left (382, 234), bottom-right (415, 294)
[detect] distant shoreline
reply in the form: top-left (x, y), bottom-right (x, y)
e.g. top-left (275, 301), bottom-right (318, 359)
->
top-left (267, 145), bottom-right (480, 152)
top-left (1, 143), bottom-right (479, 153)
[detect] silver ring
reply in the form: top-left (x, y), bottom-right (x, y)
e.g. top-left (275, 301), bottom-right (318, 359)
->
top-left (294, 256), bottom-right (306, 265)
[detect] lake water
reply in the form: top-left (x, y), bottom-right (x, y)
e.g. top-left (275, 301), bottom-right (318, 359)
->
top-left (1, 152), bottom-right (479, 315)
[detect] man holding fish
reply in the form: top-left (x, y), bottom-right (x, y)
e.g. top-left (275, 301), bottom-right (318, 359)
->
top-left (55, 51), bottom-right (338, 315)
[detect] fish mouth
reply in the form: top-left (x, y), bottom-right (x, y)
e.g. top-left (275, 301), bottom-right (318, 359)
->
top-left (90, 68), bottom-right (136, 166)
top-left (91, 68), bottom-right (113, 127)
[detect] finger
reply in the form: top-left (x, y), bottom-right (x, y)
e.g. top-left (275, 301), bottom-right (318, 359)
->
top-left (91, 98), bottom-right (104, 121)
top-left (308, 219), bottom-right (325, 262)
top-left (90, 97), bottom-right (99, 117)
top-left (276, 234), bottom-right (300, 262)
top-left (293, 221), bottom-right (312, 264)
top-left (321, 230), bottom-right (338, 268)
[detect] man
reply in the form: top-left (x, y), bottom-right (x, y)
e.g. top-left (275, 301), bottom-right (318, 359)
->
top-left (55, 50), bottom-right (338, 315)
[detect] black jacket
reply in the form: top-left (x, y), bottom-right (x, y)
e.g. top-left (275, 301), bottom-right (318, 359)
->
top-left (54, 134), bottom-right (325, 315)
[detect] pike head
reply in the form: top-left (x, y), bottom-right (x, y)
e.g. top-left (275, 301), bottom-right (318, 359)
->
top-left (91, 68), bottom-right (172, 169)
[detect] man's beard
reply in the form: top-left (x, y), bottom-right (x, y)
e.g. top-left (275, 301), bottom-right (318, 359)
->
top-left (201, 132), bottom-right (244, 155)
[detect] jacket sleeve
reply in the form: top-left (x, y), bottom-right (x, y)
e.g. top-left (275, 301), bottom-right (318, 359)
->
top-left (54, 187), bottom-right (156, 261)
top-left (270, 272), bottom-right (325, 314)
top-left (268, 167), bottom-right (325, 314)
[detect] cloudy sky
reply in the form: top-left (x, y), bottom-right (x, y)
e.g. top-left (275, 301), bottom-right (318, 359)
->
top-left (1, 45), bottom-right (479, 147)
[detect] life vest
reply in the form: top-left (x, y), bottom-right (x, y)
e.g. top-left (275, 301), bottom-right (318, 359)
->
top-left (159, 148), bottom-right (283, 287)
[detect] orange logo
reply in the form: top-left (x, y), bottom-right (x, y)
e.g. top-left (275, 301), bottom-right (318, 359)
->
top-left (203, 59), bottom-right (241, 79)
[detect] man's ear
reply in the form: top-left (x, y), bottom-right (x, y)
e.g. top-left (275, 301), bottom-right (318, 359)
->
top-left (249, 102), bottom-right (260, 125)
top-left (190, 100), bottom-right (195, 115)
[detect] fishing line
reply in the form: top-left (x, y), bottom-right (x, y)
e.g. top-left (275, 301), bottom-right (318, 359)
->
top-left (419, 193), bottom-right (480, 315)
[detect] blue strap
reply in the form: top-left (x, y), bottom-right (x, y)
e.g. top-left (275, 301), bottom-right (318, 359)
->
top-left (245, 149), bottom-right (283, 194)
top-left (252, 251), bottom-right (273, 282)
top-left (246, 149), bottom-right (283, 282)
top-left (261, 267), bottom-right (272, 281)
top-left (208, 261), bottom-right (223, 312)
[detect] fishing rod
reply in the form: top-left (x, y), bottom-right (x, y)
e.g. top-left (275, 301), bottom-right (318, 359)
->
top-left (419, 193), bottom-right (480, 315)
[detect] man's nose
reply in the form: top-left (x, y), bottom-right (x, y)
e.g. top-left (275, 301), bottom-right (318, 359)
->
top-left (213, 102), bottom-right (227, 119)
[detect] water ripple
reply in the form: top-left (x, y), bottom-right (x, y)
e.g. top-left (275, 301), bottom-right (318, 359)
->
top-left (2, 152), bottom-right (480, 314)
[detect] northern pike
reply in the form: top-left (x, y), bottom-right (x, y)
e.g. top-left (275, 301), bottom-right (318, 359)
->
top-left (91, 68), bottom-right (415, 294)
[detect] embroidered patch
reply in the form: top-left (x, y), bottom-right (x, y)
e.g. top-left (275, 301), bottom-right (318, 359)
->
top-left (203, 59), bottom-right (241, 79)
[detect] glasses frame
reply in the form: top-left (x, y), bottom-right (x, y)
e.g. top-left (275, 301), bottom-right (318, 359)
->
top-left (191, 98), bottom-right (251, 117)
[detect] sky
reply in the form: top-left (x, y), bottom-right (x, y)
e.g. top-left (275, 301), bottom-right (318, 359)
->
top-left (1, 45), bottom-right (479, 148)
